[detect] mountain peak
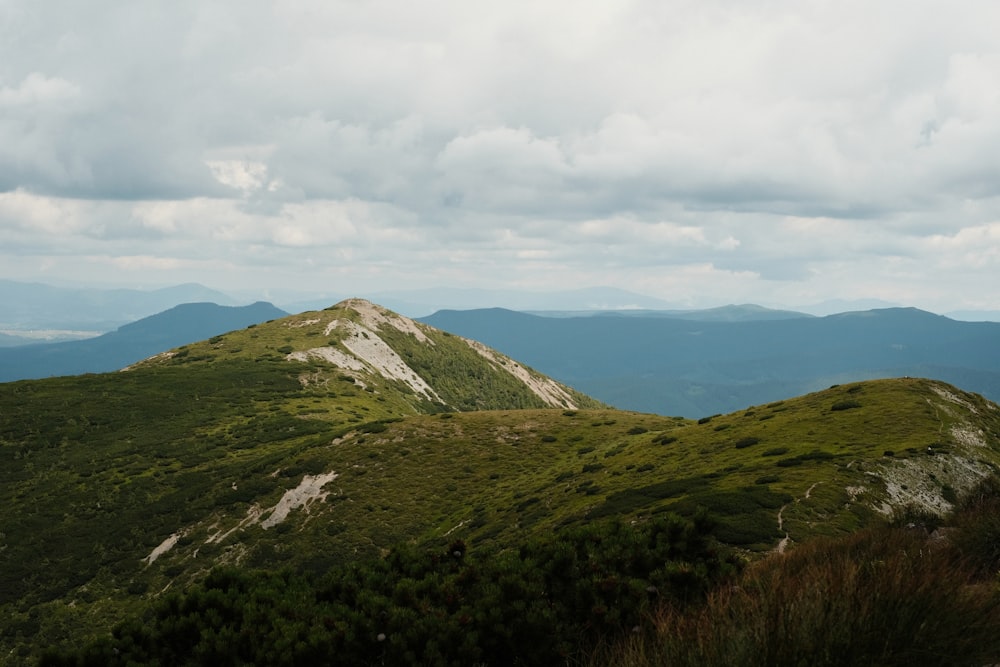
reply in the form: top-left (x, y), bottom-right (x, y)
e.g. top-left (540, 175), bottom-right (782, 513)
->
top-left (142, 299), bottom-right (601, 415)
top-left (331, 297), bottom-right (433, 344)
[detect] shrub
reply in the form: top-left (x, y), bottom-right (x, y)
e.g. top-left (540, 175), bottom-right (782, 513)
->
top-left (775, 457), bottom-right (803, 467)
top-left (831, 400), bottom-right (862, 411)
top-left (734, 437), bottom-right (760, 449)
top-left (45, 516), bottom-right (736, 667)
top-left (358, 421), bottom-right (388, 434)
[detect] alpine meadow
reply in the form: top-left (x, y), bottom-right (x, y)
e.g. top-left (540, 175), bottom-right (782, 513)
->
top-left (3, 299), bottom-right (1000, 665)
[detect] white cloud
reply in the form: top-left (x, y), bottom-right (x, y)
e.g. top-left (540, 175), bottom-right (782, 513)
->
top-left (0, 0), bottom-right (999, 311)
top-left (0, 72), bottom-right (80, 107)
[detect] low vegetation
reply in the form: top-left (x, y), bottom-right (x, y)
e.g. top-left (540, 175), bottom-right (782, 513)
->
top-left (40, 513), bottom-right (736, 666)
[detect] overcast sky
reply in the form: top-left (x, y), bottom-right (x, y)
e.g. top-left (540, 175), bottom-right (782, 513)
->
top-left (2, 0), bottom-right (999, 312)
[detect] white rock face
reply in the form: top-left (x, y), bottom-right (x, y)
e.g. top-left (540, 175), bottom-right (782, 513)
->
top-left (342, 298), bottom-right (434, 344)
top-left (295, 318), bottom-right (442, 402)
top-left (143, 531), bottom-right (184, 565)
top-left (337, 320), bottom-right (442, 401)
top-left (261, 472), bottom-right (339, 529)
top-left (462, 338), bottom-right (578, 410)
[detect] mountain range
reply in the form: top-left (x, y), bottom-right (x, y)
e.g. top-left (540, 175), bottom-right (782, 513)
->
top-left (421, 306), bottom-right (1000, 417)
top-left (5, 295), bottom-right (998, 423)
top-left (2, 298), bottom-right (1000, 663)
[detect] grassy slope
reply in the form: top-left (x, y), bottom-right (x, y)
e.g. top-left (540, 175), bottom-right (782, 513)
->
top-left (1, 302), bottom-right (999, 661)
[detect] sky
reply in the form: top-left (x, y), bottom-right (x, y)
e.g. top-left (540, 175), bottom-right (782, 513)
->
top-left (2, 0), bottom-right (1000, 312)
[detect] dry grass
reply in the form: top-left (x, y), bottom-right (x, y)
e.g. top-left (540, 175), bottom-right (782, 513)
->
top-left (596, 495), bottom-right (1000, 667)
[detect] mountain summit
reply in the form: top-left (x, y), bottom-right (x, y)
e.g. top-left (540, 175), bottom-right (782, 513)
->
top-left (129, 298), bottom-right (600, 414)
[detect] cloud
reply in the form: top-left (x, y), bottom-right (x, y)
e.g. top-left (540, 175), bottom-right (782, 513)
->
top-left (1, 0), bottom-right (999, 311)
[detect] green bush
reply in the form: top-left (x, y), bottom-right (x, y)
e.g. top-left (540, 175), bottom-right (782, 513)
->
top-left (43, 516), bottom-right (736, 667)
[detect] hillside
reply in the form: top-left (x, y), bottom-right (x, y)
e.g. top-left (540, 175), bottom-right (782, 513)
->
top-left (421, 306), bottom-right (1000, 416)
top-left (2, 300), bottom-right (999, 662)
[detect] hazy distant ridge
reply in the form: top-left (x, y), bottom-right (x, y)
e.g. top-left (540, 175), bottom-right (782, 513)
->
top-left (422, 306), bottom-right (1000, 417)
top-left (0, 302), bottom-right (287, 382)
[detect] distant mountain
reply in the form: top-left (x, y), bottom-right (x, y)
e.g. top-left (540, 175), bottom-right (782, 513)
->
top-left (794, 298), bottom-right (900, 316)
top-left (421, 307), bottom-right (1000, 417)
top-left (0, 279), bottom-right (239, 331)
top-left (0, 331), bottom-right (33, 347)
top-left (282, 286), bottom-right (680, 318)
top-left (946, 310), bottom-right (1000, 322)
top-left (527, 304), bottom-right (813, 322)
top-left (0, 301), bottom-right (288, 382)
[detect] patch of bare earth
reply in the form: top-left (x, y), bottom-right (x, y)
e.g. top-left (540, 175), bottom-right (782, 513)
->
top-left (338, 298), bottom-right (433, 344)
top-left (261, 471), bottom-right (339, 529)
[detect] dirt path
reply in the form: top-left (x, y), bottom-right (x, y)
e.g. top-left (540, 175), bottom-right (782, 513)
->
top-left (774, 482), bottom-right (819, 554)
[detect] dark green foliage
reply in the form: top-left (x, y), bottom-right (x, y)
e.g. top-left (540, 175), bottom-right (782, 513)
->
top-left (775, 456), bottom-right (803, 467)
top-left (733, 436), bottom-right (760, 449)
top-left (627, 426), bottom-right (649, 435)
top-left (43, 516), bottom-right (735, 667)
top-left (775, 449), bottom-right (836, 467)
top-left (358, 421), bottom-right (389, 434)
top-left (831, 399), bottom-right (862, 411)
top-left (666, 486), bottom-right (791, 546)
top-left (592, 477), bottom-right (711, 518)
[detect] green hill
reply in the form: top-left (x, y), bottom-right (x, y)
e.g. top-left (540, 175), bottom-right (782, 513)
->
top-left (2, 299), bottom-right (999, 663)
